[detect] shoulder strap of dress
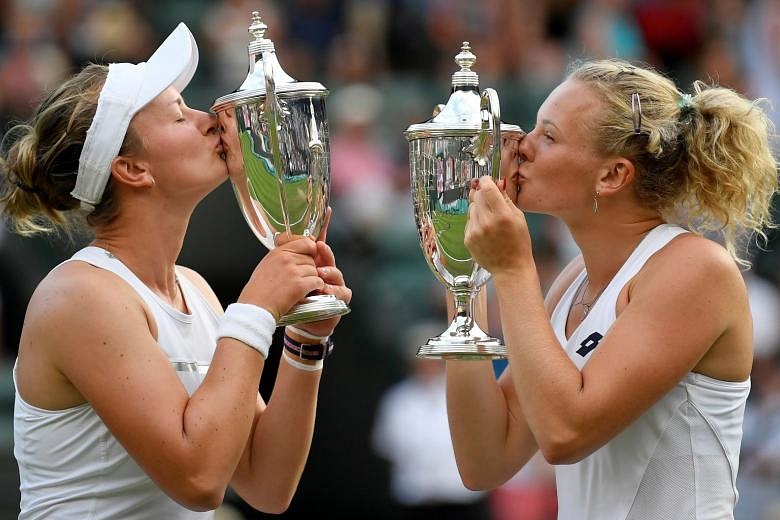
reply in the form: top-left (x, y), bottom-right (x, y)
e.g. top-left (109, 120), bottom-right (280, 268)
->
top-left (62, 246), bottom-right (160, 303)
top-left (614, 224), bottom-right (689, 284)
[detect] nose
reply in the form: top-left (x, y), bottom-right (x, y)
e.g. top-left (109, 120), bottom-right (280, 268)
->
top-left (199, 110), bottom-right (219, 136)
top-left (517, 132), bottom-right (533, 163)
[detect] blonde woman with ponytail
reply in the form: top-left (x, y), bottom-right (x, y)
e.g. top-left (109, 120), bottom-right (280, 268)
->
top-left (1, 24), bottom-right (350, 519)
top-left (446, 59), bottom-right (777, 519)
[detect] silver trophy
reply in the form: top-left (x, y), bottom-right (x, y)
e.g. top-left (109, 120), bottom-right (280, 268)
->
top-left (404, 42), bottom-right (523, 359)
top-left (212, 11), bottom-right (350, 326)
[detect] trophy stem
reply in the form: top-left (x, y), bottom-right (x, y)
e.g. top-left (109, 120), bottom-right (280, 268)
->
top-left (453, 287), bottom-right (475, 330)
top-left (417, 287), bottom-right (506, 360)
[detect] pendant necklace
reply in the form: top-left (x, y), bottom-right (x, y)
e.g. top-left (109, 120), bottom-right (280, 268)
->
top-left (571, 229), bottom-right (654, 318)
top-left (573, 275), bottom-right (608, 318)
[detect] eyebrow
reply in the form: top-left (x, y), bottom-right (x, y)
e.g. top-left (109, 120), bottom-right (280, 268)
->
top-left (169, 97), bottom-right (184, 107)
top-left (541, 118), bottom-right (560, 131)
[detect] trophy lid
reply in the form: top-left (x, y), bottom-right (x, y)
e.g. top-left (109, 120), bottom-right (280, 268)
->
top-left (404, 42), bottom-right (522, 140)
top-left (212, 10), bottom-right (327, 111)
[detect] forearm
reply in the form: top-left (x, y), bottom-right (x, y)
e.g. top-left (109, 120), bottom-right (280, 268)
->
top-left (446, 360), bottom-right (521, 488)
top-left (236, 359), bottom-right (321, 512)
top-left (177, 341), bottom-right (266, 488)
top-left (494, 268), bottom-right (586, 460)
top-left (445, 287), bottom-right (527, 486)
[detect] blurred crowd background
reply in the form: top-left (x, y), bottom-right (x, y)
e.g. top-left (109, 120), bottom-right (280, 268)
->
top-left (1, 0), bottom-right (779, 518)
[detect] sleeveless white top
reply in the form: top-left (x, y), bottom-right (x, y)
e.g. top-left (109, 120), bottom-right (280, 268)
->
top-left (14, 246), bottom-right (220, 519)
top-left (550, 224), bottom-right (750, 520)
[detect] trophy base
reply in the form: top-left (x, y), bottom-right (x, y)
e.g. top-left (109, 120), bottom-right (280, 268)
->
top-left (277, 294), bottom-right (351, 327)
top-left (417, 338), bottom-right (506, 360)
top-left (416, 318), bottom-right (506, 360)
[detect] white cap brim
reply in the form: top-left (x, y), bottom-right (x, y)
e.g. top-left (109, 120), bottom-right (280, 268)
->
top-left (72, 23), bottom-right (199, 210)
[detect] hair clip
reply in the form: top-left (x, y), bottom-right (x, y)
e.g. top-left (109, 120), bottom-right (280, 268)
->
top-left (631, 92), bottom-right (642, 135)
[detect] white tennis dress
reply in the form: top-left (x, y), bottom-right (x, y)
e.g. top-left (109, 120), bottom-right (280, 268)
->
top-left (14, 246), bottom-right (220, 519)
top-left (550, 224), bottom-right (749, 520)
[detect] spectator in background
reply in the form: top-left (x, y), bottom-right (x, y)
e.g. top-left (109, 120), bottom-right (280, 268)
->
top-left (572, 0), bottom-right (645, 61)
top-left (329, 82), bottom-right (399, 243)
top-left (489, 454), bottom-right (557, 520)
top-left (735, 270), bottom-right (780, 520)
top-left (201, 0), bottom-right (284, 95)
top-left (372, 323), bottom-right (490, 520)
top-left (0, 3), bottom-right (71, 129)
top-left (741, 0), bottom-right (780, 149)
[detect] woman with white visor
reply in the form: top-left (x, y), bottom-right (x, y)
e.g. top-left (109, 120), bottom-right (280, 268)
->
top-left (1, 23), bottom-right (351, 519)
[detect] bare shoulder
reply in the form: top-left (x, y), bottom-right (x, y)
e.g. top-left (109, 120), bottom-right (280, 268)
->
top-left (176, 265), bottom-right (223, 314)
top-left (544, 254), bottom-right (584, 315)
top-left (26, 260), bottom-right (149, 335)
top-left (629, 231), bottom-right (751, 380)
top-left (639, 232), bottom-right (745, 299)
top-left (18, 261), bottom-right (153, 408)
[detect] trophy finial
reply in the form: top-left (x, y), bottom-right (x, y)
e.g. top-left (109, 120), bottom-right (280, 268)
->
top-left (451, 41), bottom-right (479, 88)
top-left (455, 42), bottom-right (476, 71)
top-left (246, 9), bottom-right (277, 58)
top-left (249, 11), bottom-right (267, 41)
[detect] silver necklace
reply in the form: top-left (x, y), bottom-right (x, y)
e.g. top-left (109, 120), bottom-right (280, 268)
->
top-left (573, 275), bottom-right (608, 317)
top-left (570, 229), bottom-right (656, 318)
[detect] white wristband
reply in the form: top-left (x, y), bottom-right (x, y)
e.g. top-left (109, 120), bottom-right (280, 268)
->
top-left (217, 303), bottom-right (276, 359)
top-left (282, 349), bottom-right (323, 371)
top-left (285, 325), bottom-right (329, 344)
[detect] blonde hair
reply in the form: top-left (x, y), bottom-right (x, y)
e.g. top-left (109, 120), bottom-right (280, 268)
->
top-left (569, 59), bottom-right (778, 266)
top-left (0, 64), bottom-right (138, 237)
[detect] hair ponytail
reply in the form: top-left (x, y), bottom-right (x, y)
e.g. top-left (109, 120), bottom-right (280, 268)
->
top-left (569, 59), bottom-right (778, 267)
top-left (676, 81), bottom-right (777, 264)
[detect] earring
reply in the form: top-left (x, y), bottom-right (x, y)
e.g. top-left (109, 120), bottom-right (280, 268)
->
top-left (593, 191), bottom-right (600, 214)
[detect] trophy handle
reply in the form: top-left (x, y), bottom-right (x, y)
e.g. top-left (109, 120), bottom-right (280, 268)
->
top-left (308, 99), bottom-right (325, 181)
top-left (480, 87), bottom-right (502, 180)
top-left (262, 50), bottom-right (293, 239)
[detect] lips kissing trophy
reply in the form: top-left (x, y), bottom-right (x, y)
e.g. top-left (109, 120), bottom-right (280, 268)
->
top-left (212, 11), bottom-right (349, 326)
top-left (404, 43), bottom-right (523, 359)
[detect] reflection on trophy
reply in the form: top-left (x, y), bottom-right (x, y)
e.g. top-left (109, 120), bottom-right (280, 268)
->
top-left (212, 11), bottom-right (349, 326)
top-left (404, 42), bottom-right (523, 359)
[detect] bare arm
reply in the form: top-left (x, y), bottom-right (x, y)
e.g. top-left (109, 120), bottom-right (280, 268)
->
top-left (229, 364), bottom-right (320, 513)
top-left (229, 239), bottom-right (352, 512)
top-left (444, 290), bottom-right (539, 489)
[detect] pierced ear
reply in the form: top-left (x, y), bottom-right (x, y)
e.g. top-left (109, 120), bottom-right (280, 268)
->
top-left (110, 155), bottom-right (154, 189)
top-left (596, 158), bottom-right (635, 195)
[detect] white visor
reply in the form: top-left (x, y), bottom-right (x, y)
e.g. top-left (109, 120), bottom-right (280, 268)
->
top-left (72, 23), bottom-right (199, 211)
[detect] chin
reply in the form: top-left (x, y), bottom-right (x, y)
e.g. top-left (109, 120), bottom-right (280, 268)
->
top-left (515, 198), bottom-right (544, 216)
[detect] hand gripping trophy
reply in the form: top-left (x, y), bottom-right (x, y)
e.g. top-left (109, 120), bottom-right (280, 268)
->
top-left (212, 11), bottom-right (349, 326)
top-left (404, 43), bottom-right (523, 359)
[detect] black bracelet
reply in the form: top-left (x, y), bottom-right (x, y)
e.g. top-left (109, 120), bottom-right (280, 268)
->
top-left (283, 332), bottom-right (334, 361)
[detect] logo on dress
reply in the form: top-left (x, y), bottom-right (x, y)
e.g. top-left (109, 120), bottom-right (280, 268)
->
top-left (576, 332), bottom-right (603, 357)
